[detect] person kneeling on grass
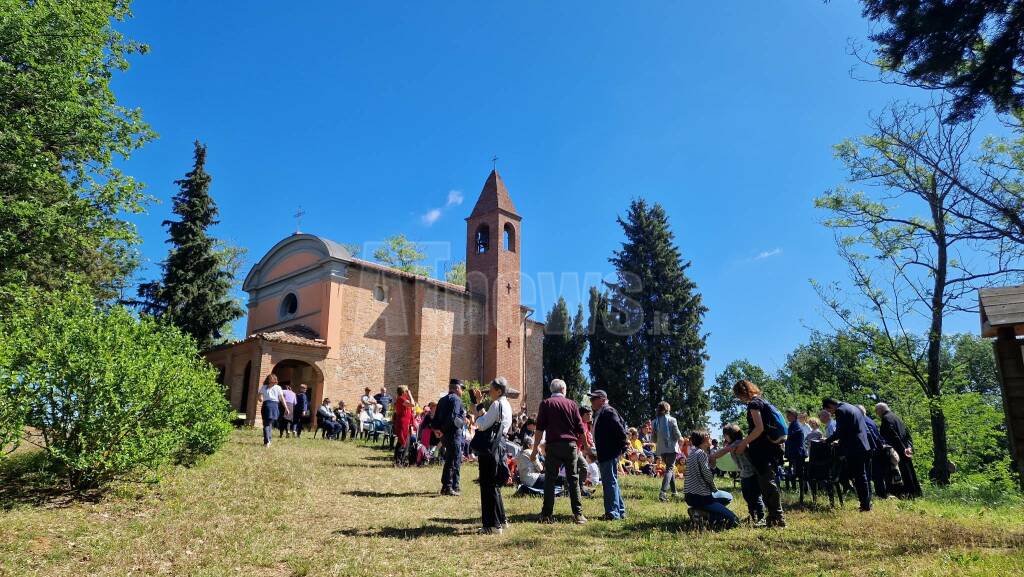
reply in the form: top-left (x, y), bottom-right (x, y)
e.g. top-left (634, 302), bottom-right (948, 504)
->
top-left (712, 424), bottom-right (764, 526)
top-left (683, 430), bottom-right (739, 529)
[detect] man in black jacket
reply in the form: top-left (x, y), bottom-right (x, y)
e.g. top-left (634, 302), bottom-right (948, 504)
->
top-left (824, 397), bottom-right (872, 511)
top-left (589, 390), bottom-right (629, 520)
top-left (293, 384), bottom-right (310, 438)
top-left (433, 380), bottom-right (466, 496)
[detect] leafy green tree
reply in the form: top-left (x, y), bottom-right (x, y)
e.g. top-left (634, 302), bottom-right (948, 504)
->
top-left (542, 298), bottom-right (589, 401)
top-left (709, 360), bottom-right (774, 427)
top-left (604, 200), bottom-right (709, 429)
top-left (944, 333), bottom-right (1002, 399)
top-left (860, 0), bottom-right (1024, 122)
top-left (3, 287), bottom-right (232, 489)
top-left (137, 142), bottom-right (244, 351)
top-left (373, 234), bottom-right (431, 276)
top-left (445, 260), bottom-right (466, 286)
top-left (0, 335), bottom-right (28, 459)
top-left (815, 102), bottom-right (1024, 483)
top-left (0, 0), bottom-right (154, 303)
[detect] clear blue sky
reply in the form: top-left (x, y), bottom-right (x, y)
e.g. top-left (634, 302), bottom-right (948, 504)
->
top-left (114, 1), bottom-right (985, 390)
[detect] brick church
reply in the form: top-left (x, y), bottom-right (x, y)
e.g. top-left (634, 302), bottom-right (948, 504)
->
top-left (205, 170), bottom-right (544, 425)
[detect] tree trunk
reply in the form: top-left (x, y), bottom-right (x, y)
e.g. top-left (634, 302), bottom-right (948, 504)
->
top-left (928, 400), bottom-right (950, 484)
top-left (927, 192), bottom-right (951, 485)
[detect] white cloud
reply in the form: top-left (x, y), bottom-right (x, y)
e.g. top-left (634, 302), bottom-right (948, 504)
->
top-left (446, 190), bottom-right (464, 207)
top-left (420, 208), bottom-right (442, 226)
top-left (420, 189), bottom-right (465, 226)
top-left (755, 248), bottom-right (783, 260)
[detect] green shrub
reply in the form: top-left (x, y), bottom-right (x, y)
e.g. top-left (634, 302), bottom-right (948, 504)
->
top-left (2, 287), bottom-right (232, 489)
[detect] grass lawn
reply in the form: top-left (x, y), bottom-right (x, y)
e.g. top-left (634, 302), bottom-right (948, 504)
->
top-left (1, 431), bottom-right (1022, 577)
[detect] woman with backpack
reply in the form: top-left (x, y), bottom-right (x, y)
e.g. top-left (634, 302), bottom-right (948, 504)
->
top-left (473, 378), bottom-right (513, 534)
top-left (731, 379), bottom-right (786, 528)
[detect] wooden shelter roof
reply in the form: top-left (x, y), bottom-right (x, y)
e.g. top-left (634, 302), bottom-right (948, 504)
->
top-left (979, 286), bottom-right (1024, 337)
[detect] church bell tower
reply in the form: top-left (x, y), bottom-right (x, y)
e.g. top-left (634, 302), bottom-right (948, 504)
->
top-left (466, 170), bottom-right (523, 390)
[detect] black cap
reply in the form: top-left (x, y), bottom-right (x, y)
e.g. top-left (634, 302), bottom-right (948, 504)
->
top-left (587, 390), bottom-right (608, 400)
top-left (449, 379), bottom-right (463, 387)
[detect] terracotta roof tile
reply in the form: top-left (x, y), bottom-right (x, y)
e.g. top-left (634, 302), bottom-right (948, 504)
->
top-left (469, 170), bottom-right (519, 217)
top-left (252, 325), bottom-right (330, 347)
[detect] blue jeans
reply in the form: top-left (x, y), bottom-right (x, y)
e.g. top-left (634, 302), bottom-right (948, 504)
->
top-left (685, 491), bottom-right (739, 527)
top-left (261, 401), bottom-right (279, 446)
top-left (598, 459), bottom-right (626, 519)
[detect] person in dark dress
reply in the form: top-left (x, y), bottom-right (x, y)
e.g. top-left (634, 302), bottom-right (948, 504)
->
top-left (875, 403), bottom-right (923, 498)
top-left (732, 379), bottom-right (786, 528)
top-left (433, 379), bottom-right (466, 496)
top-left (824, 398), bottom-right (873, 512)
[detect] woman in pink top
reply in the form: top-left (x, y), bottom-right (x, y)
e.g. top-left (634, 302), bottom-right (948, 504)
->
top-left (278, 383), bottom-right (297, 438)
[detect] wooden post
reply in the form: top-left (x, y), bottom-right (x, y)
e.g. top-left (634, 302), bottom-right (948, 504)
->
top-left (993, 327), bottom-right (1024, 489)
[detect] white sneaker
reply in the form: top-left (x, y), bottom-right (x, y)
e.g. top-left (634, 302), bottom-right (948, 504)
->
top-left (479, 527), bottom-right (503, 535)
top-left (659, 493), bottom-right (669, 502)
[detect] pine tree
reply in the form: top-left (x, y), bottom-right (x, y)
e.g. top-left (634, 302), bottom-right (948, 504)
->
top-left (587, 286), bottom-right (635, 416)
top-left (605, 199), bottom-right (709, 429)
top-left (138, 141), bottom-right (244, 350)
top-left (542, 297), bottom-right (589, 401)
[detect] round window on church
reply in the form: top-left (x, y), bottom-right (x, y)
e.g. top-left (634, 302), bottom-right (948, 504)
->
top-left (373, 286), bottom-right (386, 302)
top-left (280, 293), bottom-right (298, 319)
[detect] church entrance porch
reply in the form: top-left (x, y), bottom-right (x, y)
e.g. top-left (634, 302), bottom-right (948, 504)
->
top-left (204, 324), bottom-right (330, 428)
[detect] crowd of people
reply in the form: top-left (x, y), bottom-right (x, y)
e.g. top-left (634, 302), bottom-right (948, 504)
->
top-left (255, 373), bottom-right (923, 534)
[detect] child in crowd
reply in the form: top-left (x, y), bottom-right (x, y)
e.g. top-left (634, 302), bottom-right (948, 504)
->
top-left (683, 430), bottom-right (739, 528)
top-left (639, 454), bottom-right (657, 476)
top-left (627, 428), bottom-right (644, 454)
top-left (674, 456), bottom-right (686, 479)
top-left (712, 424), bottom-right (764, 525)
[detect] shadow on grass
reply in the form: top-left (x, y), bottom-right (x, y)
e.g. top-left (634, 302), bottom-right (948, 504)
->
top-left (333, 524), bottom-right (466, 539)
top-left (328, 462), bottom-right (394, 469)
top-left (0, 450), bottom-right (103, 511)
top-left (342, 489), bottom-right (440, 498)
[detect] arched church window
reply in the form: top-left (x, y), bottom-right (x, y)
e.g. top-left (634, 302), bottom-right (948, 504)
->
top-left (279, 293), bottom-right (298, 319)
top-left (475, 224), bottom-right (490, 254)
top-left (503, 223), bottom-right (516, 252)
top-left (373, 286), bottom-right (387, 302)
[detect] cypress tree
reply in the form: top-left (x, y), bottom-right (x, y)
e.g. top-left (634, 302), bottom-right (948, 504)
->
top-left (605, 199), bottom-right (709, 429)
top-left (138, 141), bottom-right (244, 350)
top-left (542, 297), bottom-right (589, 401)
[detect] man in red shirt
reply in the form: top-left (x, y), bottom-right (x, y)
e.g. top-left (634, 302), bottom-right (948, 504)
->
top-left (532, 379), bottom-right (589, 524)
